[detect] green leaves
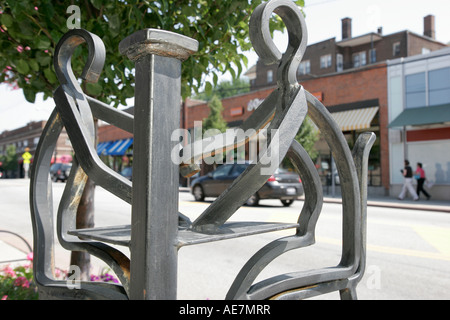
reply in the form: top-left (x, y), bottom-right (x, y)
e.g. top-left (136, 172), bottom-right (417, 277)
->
top-left (1, 13), bottom-right (14, 27)
top-left (36, 37), bottom-right (51, 50)
top-left (0, 0), bottom-right (304, 104)
top-left (15, 60), bottom-right (29, 74)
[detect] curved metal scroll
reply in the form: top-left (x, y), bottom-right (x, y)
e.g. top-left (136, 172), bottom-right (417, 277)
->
top-left (30, 29), bottom-right (131, 299)
top-left (29, 0), bottom-right (376, 301)
top-left (178, 0), bottom-right (376, 300)
top-left (187, 0), bottom-right (309, 233)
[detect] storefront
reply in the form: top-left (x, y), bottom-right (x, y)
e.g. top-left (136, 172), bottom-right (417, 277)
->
top-left (184, 62), bottom-right (389, 195)
top-left (97, 125), bottom-right (134, 172)
top-left (388, 47), bottom-right (450, 200)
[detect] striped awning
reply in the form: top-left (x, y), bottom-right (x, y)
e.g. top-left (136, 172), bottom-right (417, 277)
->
top-left (97, 141), bottom-right (112, 155)
top-left (331, 106), bottom-right (379, 131)
top-left (107, 138), bottom-right (133, 156)
top-left (97, 138), bottom-right (133, 156)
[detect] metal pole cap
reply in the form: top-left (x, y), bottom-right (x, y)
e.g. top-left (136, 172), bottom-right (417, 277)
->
top-left (119, 29), bottom-right (198, 61)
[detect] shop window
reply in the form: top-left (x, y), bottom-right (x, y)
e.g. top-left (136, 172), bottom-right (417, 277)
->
top-left (429, 67), bottom-right (450, 106)
top-left (405, 72), bottom-right (426, 108)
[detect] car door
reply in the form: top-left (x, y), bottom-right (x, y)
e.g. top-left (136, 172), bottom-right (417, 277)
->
top-left (204, 164), bottom-right (233, 196)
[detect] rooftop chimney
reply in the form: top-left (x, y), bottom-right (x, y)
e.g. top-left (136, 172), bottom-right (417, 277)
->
top-left (342, 17), bottom-right (352, 40)
top-left (424, 15), bottom-right (435, 39)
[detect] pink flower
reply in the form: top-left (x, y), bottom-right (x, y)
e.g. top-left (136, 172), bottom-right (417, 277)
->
top-left (3, 266), bottom-right (16, 278)
top-left (1, 295), bottom-right (7, 300)
top-left (14, 276), bottom-right (30, 288)
top-left (25, 46), bottom-right (31, 51)
top-left (26, 252), bottom-right (33, 261)
top-left (17, 45), bottom-right (24, 53)
top-left (34, 7), bottom-right (38, 11)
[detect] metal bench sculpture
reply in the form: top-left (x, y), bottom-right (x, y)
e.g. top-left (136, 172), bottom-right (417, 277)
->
top-left (30, 0), bottom-right (375, 300)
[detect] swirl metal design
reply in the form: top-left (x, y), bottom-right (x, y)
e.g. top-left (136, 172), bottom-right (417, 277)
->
top-left (29, 0), bottom-right (375, 300)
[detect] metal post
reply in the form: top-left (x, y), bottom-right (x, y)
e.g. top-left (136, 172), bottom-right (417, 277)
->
top-left (119, 30), bottom-right (198, 299)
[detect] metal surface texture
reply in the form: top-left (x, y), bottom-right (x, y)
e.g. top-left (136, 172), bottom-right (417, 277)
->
top-left (29, 0), bottom-right (375, 300)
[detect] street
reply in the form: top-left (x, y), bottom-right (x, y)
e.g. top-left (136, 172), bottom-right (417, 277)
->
top-left (1, 178), bottom-right (449, 300)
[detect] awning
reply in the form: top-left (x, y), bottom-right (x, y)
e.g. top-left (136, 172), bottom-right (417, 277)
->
top-left (388, 104), bottom-right (450, 128)
top-left (331, 106), bottom-right (379, 131)
top-left (97, 141), bottom-right (112, 155)
top-left (107, 138), bottom-right (133, 156)
top-left (97, 138), bottom-right (133, 156)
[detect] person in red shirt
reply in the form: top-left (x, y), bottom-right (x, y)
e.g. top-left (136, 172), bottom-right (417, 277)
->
top-left (415, 162), bottom-right (431, 200)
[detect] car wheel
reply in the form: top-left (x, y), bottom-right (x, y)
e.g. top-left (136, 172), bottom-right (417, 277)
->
top-left (193, 185), bottom-right (205, 201)
top-left (281, 199), bottom-right (294, 207)
top-left (246, 194), bottom-right (259, 206)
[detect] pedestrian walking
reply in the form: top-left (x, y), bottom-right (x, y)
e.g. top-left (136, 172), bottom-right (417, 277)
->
top-left (415, 162), bottom-right (431, 200)
top-left (398, 160), bottom-right (419, 201)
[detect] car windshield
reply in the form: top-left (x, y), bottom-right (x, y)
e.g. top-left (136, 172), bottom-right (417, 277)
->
top-left (211, 164), bottom-right (233, 178)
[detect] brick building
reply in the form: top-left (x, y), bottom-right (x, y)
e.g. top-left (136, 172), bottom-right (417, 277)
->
top-left (185, 63), bottom-right (388, 193)
top-left (183, 14), bottom-right (448, 196)
top-left (0, 121), bottom-right (72, 178)
top-left (254, 15), bottom-right (447, 91)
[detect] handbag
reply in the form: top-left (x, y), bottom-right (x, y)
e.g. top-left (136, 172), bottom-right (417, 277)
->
top-left (414, 174), bottom-right (420, 180)
top-left (425, 180), bottom-right (434, 188)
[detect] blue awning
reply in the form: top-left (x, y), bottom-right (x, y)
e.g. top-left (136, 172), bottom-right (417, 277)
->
top-left (105, 138), bottom-right (133, 156)
top-left (97, 141), bottom-right (112, 155)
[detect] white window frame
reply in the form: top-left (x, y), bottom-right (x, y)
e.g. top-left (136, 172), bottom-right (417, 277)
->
top-left (320, 54), bottom-right (332, 69)
top-left (336, 54), bottom-right (343, 72)
top-left (267, 70), bottom-right (273, 83)
top-left (353, 51), bottom-right (367, 68)
top-left (393, 42), bottom-right (401, 56)
top-left (298, 60), bottom-right (310, 75)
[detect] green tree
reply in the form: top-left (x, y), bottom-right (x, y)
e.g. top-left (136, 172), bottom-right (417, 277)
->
top-left (294, 117), bottom-right (319, 161)
top-left (0, 144), bottom-right (17, 172)
top-left (0, 0), bottom-right (304, 104)
top-left (283, 116), bottom-right (319, 169)
top-left (202, 94), bottom-right (227, 134)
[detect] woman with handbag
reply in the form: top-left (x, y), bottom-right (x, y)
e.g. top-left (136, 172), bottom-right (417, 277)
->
top-left (415, 162), bottom-right (431, 200)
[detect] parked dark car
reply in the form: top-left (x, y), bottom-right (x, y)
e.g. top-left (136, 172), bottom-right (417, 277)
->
top-left (190, 163), bottom-right (303, 206)
top-left (49, 163), bottom-right (72, 182)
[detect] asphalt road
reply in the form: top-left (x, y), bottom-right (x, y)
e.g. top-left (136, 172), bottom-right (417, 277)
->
top-left (1, 179), bottom-right (449, 300)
